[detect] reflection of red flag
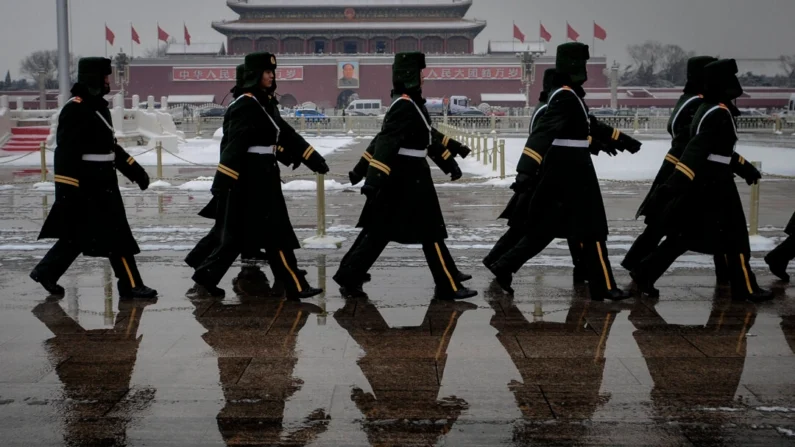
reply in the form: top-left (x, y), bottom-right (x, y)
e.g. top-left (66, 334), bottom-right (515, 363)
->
top-left (513, 23), bottom-right (525, 43)
top-left (157, 25), bottom-right (169, 42)
top-left (566, 22), bottom-right (580, 41)
top-left (131, 25), bottom-right (140, 44)
top-left (184, 24), bottom-right (191, 46)
top-left (105, 24), bottom-right (115, 46)
top-left (540, 23), bottom-right (552, 42)
top-left (594, 22), bottom-right (607, 41)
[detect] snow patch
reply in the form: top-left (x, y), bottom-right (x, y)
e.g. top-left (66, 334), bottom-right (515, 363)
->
top-left (777, 427), bottom-right (795, 437)
top-left (148, 180), bottom-right (172, 189)
top-left (302, 235), bottom-right (345, 249)
top-left (177, 177), bottom-right (213, 191)
top-left (33, 182), bottom-right (55, 191)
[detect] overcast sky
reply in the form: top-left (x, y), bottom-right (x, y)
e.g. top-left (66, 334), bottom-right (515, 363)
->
top-left (1, 0), bottom-right (794, 79)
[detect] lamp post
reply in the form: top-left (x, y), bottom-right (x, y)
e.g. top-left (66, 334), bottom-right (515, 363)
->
top-left (516, 45), bottom-right (546, 111)
top-left (113, 50), bottom-right (130, 100)
top-left (56, 0), bottom-right (71, 104)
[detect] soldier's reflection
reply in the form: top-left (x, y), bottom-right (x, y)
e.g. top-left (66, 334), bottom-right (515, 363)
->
top-left (629, 298), bottom-right (756, 435)
top-left (334, 298), bottom-right (475, 446)
top-left (488, 296), bottom-right (622, 441)
top-left (32, 298), bottom-right (156, 447)
top-left (190, 278), bottom-right (328, 446)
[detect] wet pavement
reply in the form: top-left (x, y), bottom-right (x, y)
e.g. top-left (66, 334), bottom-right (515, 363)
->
top-left (1, 140), bottom-right (795, 445)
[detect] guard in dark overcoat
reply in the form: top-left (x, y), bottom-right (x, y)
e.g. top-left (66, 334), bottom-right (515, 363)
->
top-left (30, 57), bottom-right (157, 299)
top-left (765, 211), bottom-right (795, 282)
top-left (631, 59), bottom-right (772, 302)
top-left (484, 43), bottom-right (632, 301)
top-left (623, 56), bottom-right (761, 280)
top-left (192, 52), bottom-right (328, 299)
top-left (333, 52), bottom-right (477, 301)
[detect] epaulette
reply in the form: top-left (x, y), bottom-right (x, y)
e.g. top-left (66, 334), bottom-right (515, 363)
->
top-left (72, 96), bottom-right (82, 104)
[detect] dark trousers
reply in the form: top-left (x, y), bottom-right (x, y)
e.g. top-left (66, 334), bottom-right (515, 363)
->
top-left (193, 237), bottom-right (308, 295)
top-left (492, 232), bottom-right (619, 297)
top-left (186, 224), bottom-right (267, 269)
top-left (334, 232), bottom-right (463, 294)
top-left (635, 236), bottom-right (760, 297)
top-left (33, 239), bottom-right (143, 291)
top-left (624, 223), bottom-right (727, 277)
top-left (768, 235), bottom-right (795, 265)
top-left (341, 229), bottom-right (462, 282)
top-left (487, 227), bottom-right (585, 276)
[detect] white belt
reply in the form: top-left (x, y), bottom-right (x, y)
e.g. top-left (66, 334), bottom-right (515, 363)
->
top-left (82, 154), bottom-right (115, 162)
top-left (248, 146), bottom-right (274, 154)
top-left (707, 154), bottom-right (731, 165)
top-left (397, 148), bottom-right (428, 158)
top-left (552, 139), bottom-right (590, 148)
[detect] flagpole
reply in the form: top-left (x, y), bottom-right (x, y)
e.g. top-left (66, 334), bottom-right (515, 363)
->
top-left (592, 21), bottom-right (596, 55)
top-left (512, 21), bottom-right (515, 52)
top-left (104, 23), bottom-right (107, 57)
top-left (130, 23), bottom-right (133, 58)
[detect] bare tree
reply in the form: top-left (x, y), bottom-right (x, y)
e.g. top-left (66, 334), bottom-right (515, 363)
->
top-left (142, 37), bottom-right (178, 58)
top-left (20, 50), bottom-right (78, 88)
top-left (624, 41), bottom-right (695, 87)
top-left (781, 55), bottom-right (795, 86)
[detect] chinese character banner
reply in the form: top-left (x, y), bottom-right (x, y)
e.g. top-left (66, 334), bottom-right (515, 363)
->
top-left (422, 66), bottom-right (523, 81)
top-left (172, 67), bottom-right (304, 82)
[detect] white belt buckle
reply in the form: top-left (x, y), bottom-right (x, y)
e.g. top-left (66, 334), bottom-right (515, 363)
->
top-left (552, 139), bottom-right (590, 148)
top-left (397, 148), bottom-right (428, 158)
top-left (248, 145), bottom-right (274, 154)
top-left (82, 153), bottom-right (115, 162)
top-left (707, 154), bottom-right (731, 165)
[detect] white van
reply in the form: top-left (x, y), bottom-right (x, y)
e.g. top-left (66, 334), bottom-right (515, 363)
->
top-left (346, 99), bottom-right (383, 116)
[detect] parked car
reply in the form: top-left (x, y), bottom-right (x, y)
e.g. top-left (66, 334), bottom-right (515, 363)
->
top-left (345, 99), bottom-right (383, 116)
top-left (199, 108), bottom-right (226, 118)
top-left (591, 108), bottom-right (616, 116)
top-left (294, 109), bottom-right (331, 124)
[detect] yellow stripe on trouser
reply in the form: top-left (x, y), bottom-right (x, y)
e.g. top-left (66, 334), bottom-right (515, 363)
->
top-left (596, 242), bottom-right (612, 291)
top-left (435, 243), bottom-right (458, 292)
top-left (435, 311), bottom-right (458, 361)
top-left (595, 313), bottom-right (612, 360)
top-left (739, 254), bottom-right (753, 294)
top-left (121, 257), bottom-right (136, 288)
top-left (279, 251), bottom-right (302, 293)
top-left (125, 308), bottom-right (138, 337)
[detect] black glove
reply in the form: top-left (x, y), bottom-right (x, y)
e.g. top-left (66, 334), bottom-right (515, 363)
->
top-left (316, 161), bottom-right (330, 175)
top-left (361, 184), bottom-right (379, 199)
top-left (348, 170), bottom-right (364, 185)
top-left (510, 171), bottom-right (535, 193)
top-left (617, 132), bottom-right (642, 154)
top-left (458, 145), bottom-right (471, 158)
top-left (450, 164), bottom-right (463, 182)
top-left (744, 164), bottom-right (761, 185)
top-left (137, 171), bottom-right (150, 191)
top-left (601, 143), bottom-right (618, 157)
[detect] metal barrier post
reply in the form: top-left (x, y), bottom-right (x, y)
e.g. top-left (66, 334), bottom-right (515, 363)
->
top-left (475, 132), bottom-right (481, 161)
top-left (317, 173), bottom-right (326, 237)
top-left (40, 142), bottom-right (47, 182)
top-left (492, 134), bottom-right (498, 172)
top-left (499, 139), bottom-right (506, 179)
top-left (482, 134), bottom-right (488, 165)
top-left (156, 141), bottom-right (163, 180)
top-left (196, 118), bottom-right (202, 138)
top-left (490, 115), bottom-right (496, 133)
top-left (749, 161), bottom-right (761, 236)
top-left (300, 116), bottom-right (306, 132)
top-left (633, 113), bottom-right (640, 135)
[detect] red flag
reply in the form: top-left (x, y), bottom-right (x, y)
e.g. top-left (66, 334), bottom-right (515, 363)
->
top-left (540, 23), bottom-right (552, 42)
top-left (105, 25), bottom-right (115, 46)
top-left (594, 22), bottom-right (607, 41)
top-left (566, 22), bottom-right (580, 42)
top-left (184, 24), bottom-right (191, 46)
top-left (158, 25), bottom-right (169, 42)
top-left (131, 24), bottom-right (140, 45)
top-left (513, 24), bottom-right (525, 43)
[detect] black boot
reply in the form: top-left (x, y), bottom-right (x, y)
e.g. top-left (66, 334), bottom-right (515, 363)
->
top-left (119, 285), bottom-right (158, 300)
top-left (434, 286), bottom-right (478, 301)
top-left (455, 271), bottom-right (473, 282)
top-left (592, 288), bottom-right (633, 302)
top-left (340, 283), bottom-right (368, 299)
top-left (487, 263), bottom-right (514, 295)
top-left (630, 270), bottom-right (660, 298)
top-left (735, 288), bottom-right (774, 303)
top-left (362, 273), bottom-right (372, 283)
top-left (765, 254), bottom-right (791, 282)
top-left (30, 271), bottom-right (65, 296)
top-left (287, 287), bottom-right (323, 300)
top-left (190, 282), bottom-right (225, 298)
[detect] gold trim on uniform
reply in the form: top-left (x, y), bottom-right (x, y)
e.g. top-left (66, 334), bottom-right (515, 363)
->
top-left (362, 151), bottom-right (373, 161)
top-left (54, 175), bottom-right (79, 187)
top-left (369, 160), bottom-right (391, 175)
top-left (121, 257), bottom-right (136, 288)
top-left (442, 135), bottom-right (450, 147)
top-left (523, 147), bottom-right (542, 164)
top-left (127, 156), bottom-right (135, 165)
top-left (675, 163), bottom-right (695, 180)
top-left (595, 242), bottom-right (613, 291)
top-left (738, 155), bottom-right (746, 165)
top-left (72, 97), bottom-right (83, 103)
top-left (279, 251), bottom-right (302, 292)
top-left (664, 154), bottom-right (679, 164)
top-left (442, 149), bottom-right (452, 160)
top-left (303, 146), bottom-right (315, 160)
top-left (217, 164), bottom-right (239, 180)
top-left (435, 243), bottom-right (458, 292)
top-left (739, 254), bottom-right (753, 294)
top-left (611, 128), bottom-right (620, 141)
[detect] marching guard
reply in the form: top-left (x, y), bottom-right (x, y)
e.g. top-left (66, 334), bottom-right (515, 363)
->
top-left (191, 52), bottom-right (329, 298)
top-left (484, 43), bottom-right (632, 301)
top-left (333, 52), bottom-right (478, 301)
top-left (630, 59), bottom-right (773, 302)
top-left (30, 57), bottom-right (157, 299)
